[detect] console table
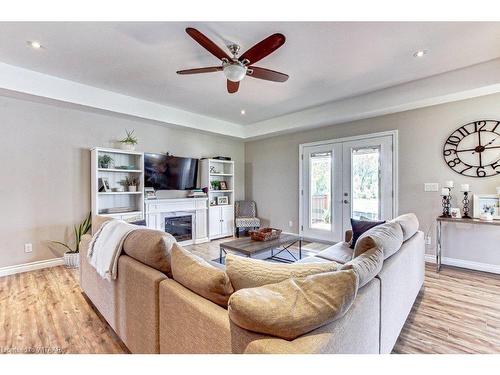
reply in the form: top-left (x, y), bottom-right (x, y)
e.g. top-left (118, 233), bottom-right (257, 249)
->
top-left (436, 217), bottom-right (500, 272)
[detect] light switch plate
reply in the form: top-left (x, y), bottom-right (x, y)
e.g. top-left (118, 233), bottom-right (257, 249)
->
top-left (424, 183), bottom-right (439, 192)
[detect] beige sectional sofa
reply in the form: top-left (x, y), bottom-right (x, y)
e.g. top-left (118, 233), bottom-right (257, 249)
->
top-left (80, 213), bottom-right (424, 354)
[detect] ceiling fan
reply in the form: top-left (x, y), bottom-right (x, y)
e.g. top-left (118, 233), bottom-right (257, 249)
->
top-left (177, 28), bottom-right (289, 94)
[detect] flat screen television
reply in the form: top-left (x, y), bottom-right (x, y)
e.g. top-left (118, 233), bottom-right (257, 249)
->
top-left (144, 153), bottom-right (199, 190)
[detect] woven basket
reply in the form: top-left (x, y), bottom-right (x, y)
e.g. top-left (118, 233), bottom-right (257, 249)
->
top-left (250, 228), bottom-right (282, 241)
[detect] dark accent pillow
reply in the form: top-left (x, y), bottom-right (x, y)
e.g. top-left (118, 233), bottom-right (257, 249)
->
top-left (349, 218), bottom-right (385, 249)
top-left (130, 219), bottom-right (147, 226)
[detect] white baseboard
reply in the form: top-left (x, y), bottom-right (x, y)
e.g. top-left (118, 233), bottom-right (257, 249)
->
top-left (0, 257), bottom-right (64, 278)
top-left (425, 254), bottom-right (500, 274)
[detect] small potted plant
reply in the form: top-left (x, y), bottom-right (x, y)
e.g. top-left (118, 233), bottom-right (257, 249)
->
top-left (119, 129), bottom-right (138, 151)
top-left (51, 212), bottom-right (92, 268)
top-left (98, 154), bottom-right (113, 169)
top-left (124, 176), bottom-right (140, 192)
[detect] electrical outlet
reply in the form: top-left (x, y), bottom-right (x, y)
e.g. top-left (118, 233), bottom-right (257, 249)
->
top-left (288, 220), bottom-right (293, 228)
top-left (425, 236), bottom-right (432, 245)
top-left (424, 183), bottom-right (439, 192)
top-left (24, 243), bottom-right (33, 253)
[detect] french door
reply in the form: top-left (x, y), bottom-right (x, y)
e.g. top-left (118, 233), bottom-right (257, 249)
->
top-left (300, 133), bottom-right (396, 243)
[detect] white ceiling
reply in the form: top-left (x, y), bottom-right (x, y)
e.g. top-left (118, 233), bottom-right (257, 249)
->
top-left (1, 22), bottom-right (500, 128)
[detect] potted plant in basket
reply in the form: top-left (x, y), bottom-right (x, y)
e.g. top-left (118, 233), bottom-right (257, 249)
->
top-left (51, 212), bottom-right (92, 268)
top-left (119, 129), bottom-right (138, 151)
top-left (123, 176), bottom-right (139, 192)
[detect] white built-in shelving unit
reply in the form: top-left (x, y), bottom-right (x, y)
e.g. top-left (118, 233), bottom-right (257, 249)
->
top-left (200, 159), bottom-right (235, 240)
top-left (91, 147), bottom-right (145, 222)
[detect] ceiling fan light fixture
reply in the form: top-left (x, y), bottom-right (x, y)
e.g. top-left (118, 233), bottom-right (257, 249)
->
top-left (223, 63), bottom-right (247, 82)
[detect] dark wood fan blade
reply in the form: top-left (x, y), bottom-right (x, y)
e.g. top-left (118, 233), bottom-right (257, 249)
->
top-left (227, 80), bottom-right (240, 94)
top-left (247, 66), bottom-right (289, 82)
top-left (239, 33), bottom-right (285, 65)
top-left (185, 28), bottom-right (231, 61)
top-left (177, 66), bottom-right (222, 75)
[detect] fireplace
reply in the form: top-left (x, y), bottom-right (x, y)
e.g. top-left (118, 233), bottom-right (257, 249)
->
top-left (164, 212), bottom-right (193, 242)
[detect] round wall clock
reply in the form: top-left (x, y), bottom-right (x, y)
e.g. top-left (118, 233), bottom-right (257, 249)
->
top-left (443, 120), bottom-right (500, 177)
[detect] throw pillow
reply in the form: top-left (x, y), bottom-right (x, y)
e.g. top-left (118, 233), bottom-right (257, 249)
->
top-left (341, 247), bottom-right (383, 288)
top-left (171, 243), bottom-right (234, 307)
top-left (353, 221), bottom-right (404, 259)
top-left (349, 218), bottom-right (385, 249)
top-left (123, 228), bottom-right (176, 276)
top-left (228, 270), bottom-right (358, 340)
top-left (390, 213), bottom-right (419, 241)
top-left (225, 253), bottom-right (338, 291)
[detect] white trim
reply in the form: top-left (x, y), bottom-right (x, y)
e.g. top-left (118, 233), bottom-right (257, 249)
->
top-left (0, 62), bottom-right (244, 138)
top-left (299, 130), bottom-right (399, 239)
top-left (425, 254), bottom-right (500, 274)
top-left (1, 59), bottom-right (500, 140)
top-left (244, 58), bottom-right (500, 139)
top-left (0, 257), bottom-right (64, 278)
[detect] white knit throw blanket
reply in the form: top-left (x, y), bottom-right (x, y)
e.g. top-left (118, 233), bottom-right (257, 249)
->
top-left (87, 220), bottom-right (137, 280)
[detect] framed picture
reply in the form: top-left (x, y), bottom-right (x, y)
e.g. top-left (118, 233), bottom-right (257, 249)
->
top-left (450, 208), bottom-right (461, 219)
top-left (216, 196), bottom-right (229, 205)
top-left (98, 177), bottom-right (111, 192)
top-left (473, 194), bottom-right (500, 219)
top-left (219, 181), bottom-right (228, 190)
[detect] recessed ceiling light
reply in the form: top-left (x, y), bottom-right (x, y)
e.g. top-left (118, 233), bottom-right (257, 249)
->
top-left (413, 50), bottom-right (427, 58)
top-left (27, 40), bottom-right (42, 49)
top-left (240, 109), bottom-right (246, 115)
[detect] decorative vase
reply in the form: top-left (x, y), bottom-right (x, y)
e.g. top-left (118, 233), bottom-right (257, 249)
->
top-left (128, 185), bottom-right (137, 192)
top-left (120, 143), bottom-right (136, 151)
top-left (64, 252), bottom-right (80, 268)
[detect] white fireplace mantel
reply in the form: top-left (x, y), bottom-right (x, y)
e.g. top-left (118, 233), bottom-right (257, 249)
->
top-left (144, 198), bottom-right (209, 245)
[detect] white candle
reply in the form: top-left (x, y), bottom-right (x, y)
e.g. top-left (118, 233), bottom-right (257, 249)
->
top-left (445, 180), bottom-right (454, 188)
top-left (441, 188), bottom-right (450, 196)
top-left (460, 184), bottom-right (470, 192)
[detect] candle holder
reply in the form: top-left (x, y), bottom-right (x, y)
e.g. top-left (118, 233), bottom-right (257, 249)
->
top-left (462, 191), bottom-right (471, 219)
top-left (446, 187), bottom-right (452, 217)
top-left (439, 195), bottom-right (449, 218)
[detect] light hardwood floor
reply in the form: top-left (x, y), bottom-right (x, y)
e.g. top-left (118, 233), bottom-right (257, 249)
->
top-left (1, 239), bottom-right (500, 354)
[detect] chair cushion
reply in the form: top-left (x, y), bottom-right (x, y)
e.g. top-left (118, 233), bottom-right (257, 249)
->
top-left (341, 247), bottom-right (383, 288)
top-left (123, 228), bottom-right (176, 276)
top-left (316, 242), bottom-right (355, 264)
top-left (225, 253), bottom-right (338, 291)
top-left (354, 222), bottom-right (404, 259)
top-left (235, 217), bottom-right (261, 227)
top-left (171, 243), bottom-right (234, 307)
top-left (228, 270), bottom-right (358, 340)
top-left (390, 213), bottom-right (419, 241)
top-left (350, 219), bottom-right (385, 249)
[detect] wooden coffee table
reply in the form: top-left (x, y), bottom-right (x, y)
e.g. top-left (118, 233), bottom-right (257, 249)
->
top-left (219, 234), bottom-right (302, 264)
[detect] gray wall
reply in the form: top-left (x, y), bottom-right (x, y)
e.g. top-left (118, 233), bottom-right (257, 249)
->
top-left (245, 93), bottom-right (500, 256)
top-left (0, 95), bottom-right (244, 268)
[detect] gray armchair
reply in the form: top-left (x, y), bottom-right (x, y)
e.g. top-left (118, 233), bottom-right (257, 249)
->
top-left (235, 200), bottom-right (261, 238)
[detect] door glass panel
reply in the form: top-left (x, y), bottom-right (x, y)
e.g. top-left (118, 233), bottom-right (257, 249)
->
top-left (309, 151), bottom-right (332, 230)
top-left (351, 147), bottom-right (380, 220)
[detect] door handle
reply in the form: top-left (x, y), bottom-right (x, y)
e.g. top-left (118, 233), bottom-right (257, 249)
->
top-left (343, 200), bottom-right (349, 204)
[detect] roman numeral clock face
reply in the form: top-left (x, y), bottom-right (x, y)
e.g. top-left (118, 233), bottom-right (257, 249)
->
top-left (443, 120), bottom-right (500, 177)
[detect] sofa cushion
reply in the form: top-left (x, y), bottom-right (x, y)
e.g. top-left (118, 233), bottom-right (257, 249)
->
top-left (228, 270), bottom-right (358, 340)
top-left (225, 254), bottom-right (338, 291)
top-left (341, 247), bottom-right (383, 288)
top-left (296, 256), bottom-right (333, 264)
top-left (390, 213), bottom-right (419, 241)
top-left (171, 243), bottom-right (234, 307)
top-left (123, 228), bottom-right (176, 276)
top-left (354, 221), bottom-right (404, 259)
top-left (350, 218), bottom-right (385, 249)
top-left (316, 242), bottom-right (354, 264)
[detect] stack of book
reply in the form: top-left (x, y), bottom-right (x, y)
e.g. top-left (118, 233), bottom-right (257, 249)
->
top-left (188, 189), bottom-right (207, 198)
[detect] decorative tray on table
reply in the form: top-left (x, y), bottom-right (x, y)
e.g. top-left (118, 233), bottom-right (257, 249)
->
top-left (249, 228), bottom-right (282, 241)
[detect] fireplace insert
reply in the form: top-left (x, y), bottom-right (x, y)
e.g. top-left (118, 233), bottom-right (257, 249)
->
top-left (164, 214), bottom-right (193, 242)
